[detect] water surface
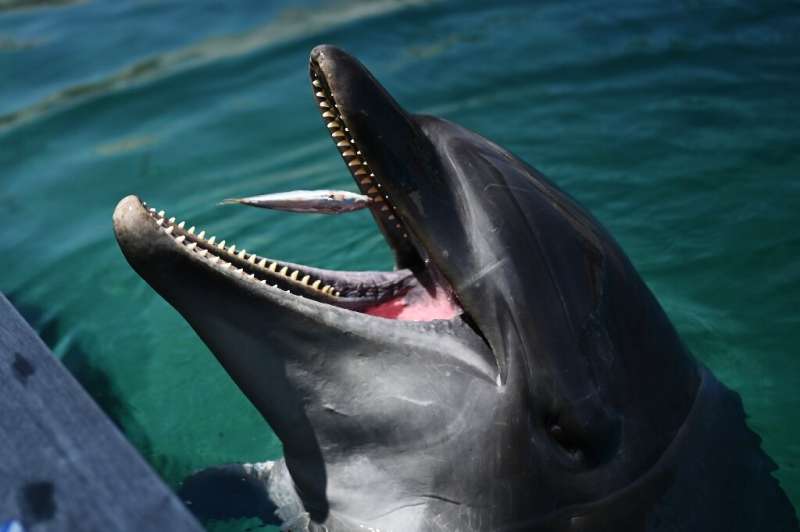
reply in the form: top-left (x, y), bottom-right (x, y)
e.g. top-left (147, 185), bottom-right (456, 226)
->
top-left (1, 1), bottom-right (798, 530)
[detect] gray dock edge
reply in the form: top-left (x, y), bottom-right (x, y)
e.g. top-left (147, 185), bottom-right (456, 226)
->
top-left (0, 293), bottom-right (203, 531)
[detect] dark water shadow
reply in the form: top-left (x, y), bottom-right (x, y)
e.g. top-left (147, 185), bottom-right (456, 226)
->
top-left (179, 464), bottom-right (279, 527)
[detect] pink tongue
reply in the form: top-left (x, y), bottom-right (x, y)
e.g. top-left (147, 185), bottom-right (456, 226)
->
top-left (363, 287), bottom-right (461, 321)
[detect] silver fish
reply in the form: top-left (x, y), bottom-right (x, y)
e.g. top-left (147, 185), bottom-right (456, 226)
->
top-left (221, 189), bottom-right (371, 214)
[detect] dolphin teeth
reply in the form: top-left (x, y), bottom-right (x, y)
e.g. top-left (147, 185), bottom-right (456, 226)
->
top-left (311, 279), bottom-right (321, 289)
top-left (148, 207), bottom-right (156, 213)
top-left (359, 178), bottom-right (371, 185)
top-left (158, 210), bottom-right (165, 217)
top-left (366, 187), bottom-right (378, 194)
top-left (322, 285), bottom-right (331, 294)
top-left (218, 240), bottom-right (226, 249)
top-left (322, 111), bottom-right (336, 118)
top-left (178, 221), bottom-right (185, 229)
top-left (279, 266), bottom-right (288, 276)
top-left (348, 159), bottom-right (362, 167)
top-left (198, 248), bottom-right (208, 257)
top-left (164, 226), bottom-right (174, 235)
top-left (315, 91), bottom-right (325, 98)
top-left (229, 244), bottom-right (236, 254)
top-left (175, 235), bottom-right (185, 244)
top-left (299, 275), bottom-right (309, 285)
top-left (206, 235), bottom-right (214, 244)
top-left (210, 255), bottom-right (219, 264)
top-left (326, 121), bottom-right (341, 130)
top-left (238, 248), bottom-right (247, 258)
top-left (319, 100), bottom-right (330, 108)
top-left (290, 270), bottom-right (299, 280)
top-left (258, 258), bottom-right (267, 267)
top-left (354, 168), bottom-right (368, 175)
top-left (156, 218), bottom-right (164, 225)
top-left (188, 226), bottom-right (195, 234)
top-left (312, 79), bottom-right (322, 88)
top-left (341, 149), bottom-right (356, 157)
top-left (187, 242), bottom-right (197, 251)
top-left (336, 140), bottom-right (350, 147)
top-left (334, 290), bottom-right (341, 297)
top-left (269, 262), bottom-right (277, 272)
top-left (168, 217), bottom-right (176, 224)
top-left (331, 130), bottom-right (346, 138)
top-left (248, 255), bottom-right (257, 264)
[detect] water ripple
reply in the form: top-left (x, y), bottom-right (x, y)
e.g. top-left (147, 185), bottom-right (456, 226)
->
top-left (0, 0), bottom-right (435, 131)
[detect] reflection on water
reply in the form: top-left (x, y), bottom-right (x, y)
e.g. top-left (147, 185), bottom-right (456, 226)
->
top-left (0, 0), bottom-right (430, 130)
top-left (1, 1), bottom-right (798, 530)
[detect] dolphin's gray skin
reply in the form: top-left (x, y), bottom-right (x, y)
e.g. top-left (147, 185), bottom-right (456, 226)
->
top-left (113, 45), bottom-right (798, 531)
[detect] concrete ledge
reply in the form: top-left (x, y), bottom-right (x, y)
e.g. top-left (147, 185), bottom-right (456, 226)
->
top-left (0, 293), bottom-right (203, 531)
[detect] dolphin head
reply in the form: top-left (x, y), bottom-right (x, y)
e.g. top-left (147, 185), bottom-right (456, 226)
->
top-left (114, 45), bottom-right (703, 529)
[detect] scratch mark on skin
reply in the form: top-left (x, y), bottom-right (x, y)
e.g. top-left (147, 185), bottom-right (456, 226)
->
top-left (458, 257), bottom-right (507, 292)
top-left (323, 403), bottom-right (352, 416)
top-left (394, 395), bottom-right (434, 407)
top-left (420, 493), bottom-right (463, 506)
top-left (367, 493), bottom-right (463, 521)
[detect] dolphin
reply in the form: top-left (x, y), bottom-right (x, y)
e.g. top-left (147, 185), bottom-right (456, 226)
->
top-left (113, 45), bottom-right (798, 531)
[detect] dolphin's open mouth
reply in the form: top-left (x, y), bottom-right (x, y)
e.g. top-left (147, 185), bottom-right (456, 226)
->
top-left (121, 56), bottom-right (463, 323)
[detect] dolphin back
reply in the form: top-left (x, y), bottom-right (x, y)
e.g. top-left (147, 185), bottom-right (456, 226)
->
top-left (646, 366), bottom-right (798, 531)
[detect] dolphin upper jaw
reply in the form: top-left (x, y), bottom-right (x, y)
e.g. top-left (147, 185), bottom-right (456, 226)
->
top-left (308, 45), bottom-right (443, 272)
top-left (307, 46), bottom-right (512, 381)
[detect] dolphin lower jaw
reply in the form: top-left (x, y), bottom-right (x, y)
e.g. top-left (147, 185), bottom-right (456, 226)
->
top-left (135, 201), bottom-right (420, 308)
top-left (114, 193), bottom-right (468, 323)
top-left (115, 191), bottom-right (499, 517)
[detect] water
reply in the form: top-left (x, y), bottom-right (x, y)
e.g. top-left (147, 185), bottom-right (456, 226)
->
top-left (1, 1), bottom-right (798, 529)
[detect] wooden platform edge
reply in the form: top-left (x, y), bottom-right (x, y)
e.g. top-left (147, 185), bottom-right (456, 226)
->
top-left (0, 292), bottom-right (204, 531)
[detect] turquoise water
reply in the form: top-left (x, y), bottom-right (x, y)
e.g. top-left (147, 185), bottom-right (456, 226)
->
top-left (1, 1), bottom-right (798, 529)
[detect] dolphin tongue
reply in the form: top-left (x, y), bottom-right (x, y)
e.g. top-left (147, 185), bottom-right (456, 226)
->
top-left (363, 281), bottom-right (461, 321)
top-left (221, 189), bottom-right (371, 214)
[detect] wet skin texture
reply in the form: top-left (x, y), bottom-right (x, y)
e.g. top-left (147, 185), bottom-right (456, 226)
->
top-left (113, 46), bottom-right (799, 531)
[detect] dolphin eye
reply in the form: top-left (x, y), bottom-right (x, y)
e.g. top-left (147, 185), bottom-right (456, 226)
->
top-left (548, 424), bottom-right (584, 460)
top-left (545, 408), bottom-right (621, 467)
